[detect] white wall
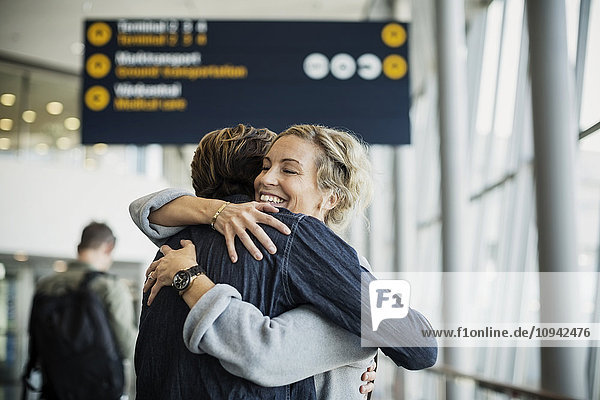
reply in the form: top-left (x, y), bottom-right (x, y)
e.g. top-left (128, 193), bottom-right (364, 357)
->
top-left (0, 158), bottom-right (170, 264)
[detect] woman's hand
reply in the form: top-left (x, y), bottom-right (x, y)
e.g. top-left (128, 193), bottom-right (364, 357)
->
top-left (359, 361), bottom-right (377, 396)
top-left (148, 196), bottom-right (291, 263)
top-left (212, 201), bottom-right (291, 263)
top-left (144, 239), bottom-right (198, 305)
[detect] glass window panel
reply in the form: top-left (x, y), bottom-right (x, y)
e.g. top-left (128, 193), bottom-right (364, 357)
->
top-left (580, 0), bottom-right (600, 130)
top-left (493, 0), bottom-right (523, 141)
top-left (413, 83), bottom-right (441, 224)
top-left (576, 133), bottom-right (600, 329)
top-left (508, 164), bottom-right (535, 271)
top-left (475, 0), bottom-right (504, 137)
top-left (506, 39), bottom-right (530, 172)
top-left (488, 136), bottom-right (511, 182)
top-left (472, 0), bottom-right (504, 190)
top-left (368, 146), bottom-right (397, 272)
top-left (506, 211), bottom-right (542, 389)
top-left (482, 189), bottom-right (501, 271)
top-left (518, 82), bottom-right (535, 162)
top-left (417, 224), bottom-right (442, 274)
top-left (466, 10), bottom-right (487, 143)
top-left (577, 136), bottom-right (600, 265)
top-left (489, 0), bottom-right (524, 182)
top-left (566, 0), bottom-right (582, 68)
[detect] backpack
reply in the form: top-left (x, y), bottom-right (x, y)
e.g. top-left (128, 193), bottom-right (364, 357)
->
top-left (22, 271), bottom-right (124, 400)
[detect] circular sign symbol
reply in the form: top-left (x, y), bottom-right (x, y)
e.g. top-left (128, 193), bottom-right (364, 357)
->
top-left (86, 54), bottom-right (111, 79)
top-left (303, 53), bottom-right (329, 80)
top-left (382, 55), bottom-right (407, 80)
top-left (330, 53), bottom-right (356, 80)
top-left (87, 22), bottom-right (112, 47)
top-left (381, 23), bottom-right (407, 48)
top-left (84, 86), bottom-right (111, 111)
top-left (357, 54), bottom-right (382, 80)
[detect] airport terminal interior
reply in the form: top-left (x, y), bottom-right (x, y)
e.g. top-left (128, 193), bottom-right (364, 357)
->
top-left (1, 0), bottom-right (599, 399)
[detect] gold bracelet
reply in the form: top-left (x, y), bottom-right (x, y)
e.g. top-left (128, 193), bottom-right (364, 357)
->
top-left (210, 201), bottom-right (230, 230)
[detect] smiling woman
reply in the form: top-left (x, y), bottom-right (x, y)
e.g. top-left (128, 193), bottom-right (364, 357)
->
top-left (260, 124), bottom-right (372, 231)
top-left (258, 133), bottom-right (346, 226)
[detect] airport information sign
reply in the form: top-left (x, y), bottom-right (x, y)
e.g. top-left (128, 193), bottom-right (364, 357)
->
top-left (82, 20), bottom-right (410, 145)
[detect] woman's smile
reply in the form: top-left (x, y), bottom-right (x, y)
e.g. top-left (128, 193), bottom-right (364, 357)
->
top-left (254, 135), bottom-right (334, 221)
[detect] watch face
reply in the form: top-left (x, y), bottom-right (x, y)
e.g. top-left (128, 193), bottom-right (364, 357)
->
top-left (173, 270), bottom-right (191, 290)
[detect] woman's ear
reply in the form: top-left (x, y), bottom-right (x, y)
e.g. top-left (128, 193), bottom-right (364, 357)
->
top-left (323, 191), bottom-right (339, 211)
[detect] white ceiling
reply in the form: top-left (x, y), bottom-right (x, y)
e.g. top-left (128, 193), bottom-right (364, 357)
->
top-left (0, 0), bottom-right (413, 73)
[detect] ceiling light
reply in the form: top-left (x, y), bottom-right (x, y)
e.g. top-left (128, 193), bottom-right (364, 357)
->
top-left (56, 136), bottom-right (72, 150)
top-left (0, 119), bottom-right (13, 131)
top-left (0, 138), bottom-right (10, 150)
top-left (0, 93), bottom-right (16, 106)
top-left (46, 101), bottom-right (64, 115)
top-left (93, 143), bottom-right (108, 155)
top-left (35, 143), bottom-right (49, 155)
top-left (64, 117), bottom-right (81, 131)
top-left (22, 110), bottom-right (37, 123)
top-left (14, 251), bottom-right (29, 262)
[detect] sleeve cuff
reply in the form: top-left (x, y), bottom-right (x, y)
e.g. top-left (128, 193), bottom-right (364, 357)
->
top-left (129, 188), bottom-right (193, 246)
top-left (182, 284), bottom-right (242, 354)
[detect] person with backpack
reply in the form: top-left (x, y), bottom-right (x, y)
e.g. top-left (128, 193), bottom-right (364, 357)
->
top-left (24, 222), bottom-right (137, 400)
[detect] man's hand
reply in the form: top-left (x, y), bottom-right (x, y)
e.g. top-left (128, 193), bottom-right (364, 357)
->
top-left (144, 239), bottom-right (197, 305)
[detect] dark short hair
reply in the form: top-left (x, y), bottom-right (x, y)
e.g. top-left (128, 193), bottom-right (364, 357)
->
top-left (77, 222), bottom-right (116, 253)
top-left (190, 124), bottom-right (276, 199)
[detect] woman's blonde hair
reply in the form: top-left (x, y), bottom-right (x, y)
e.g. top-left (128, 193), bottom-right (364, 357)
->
top-left (191, 124), bottom-right (276, 199)
top-left (275, 124), bottom-right (373, 231)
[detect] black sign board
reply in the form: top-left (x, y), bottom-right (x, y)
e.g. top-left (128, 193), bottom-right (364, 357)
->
top-left (82, 20), bottom-right (410, 145)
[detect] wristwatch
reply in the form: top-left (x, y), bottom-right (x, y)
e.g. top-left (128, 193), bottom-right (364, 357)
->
top-left (172, 264), bottom-right (207, 295)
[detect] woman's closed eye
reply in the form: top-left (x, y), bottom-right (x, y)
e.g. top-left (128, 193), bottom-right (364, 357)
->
top-left (283, 169), bottom-right (298, 175)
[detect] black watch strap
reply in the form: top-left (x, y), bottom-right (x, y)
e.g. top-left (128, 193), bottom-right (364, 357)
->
top-left (187, 264), bottom-right (206, 276)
